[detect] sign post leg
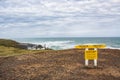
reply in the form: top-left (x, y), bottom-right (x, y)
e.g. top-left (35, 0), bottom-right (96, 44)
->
top-left (85, 59), bottom-right (88, 66)
top-left (94, 48), bottom-right (97, 66)
top-left (85, 48), bottom-right (89, 66)
top-left (94, 59), bottom-right (97, 66)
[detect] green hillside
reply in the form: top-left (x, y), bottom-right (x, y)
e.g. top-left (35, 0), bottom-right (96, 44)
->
top-left (0, 39), bottom-right (19, 48)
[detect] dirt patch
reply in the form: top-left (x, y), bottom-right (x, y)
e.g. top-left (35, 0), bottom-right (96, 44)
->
top-left (0, 49), bottom-right (120, 80)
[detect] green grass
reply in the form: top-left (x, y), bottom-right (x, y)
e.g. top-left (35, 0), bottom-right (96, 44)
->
top-left (0, 39), bottom-right (19, 48)
top-left (0, 46), bottom-right (50, 57)
top-left (0, 39), bottom-right (53, 57)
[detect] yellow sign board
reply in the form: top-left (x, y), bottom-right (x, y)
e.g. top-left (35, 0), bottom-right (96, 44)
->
top-left (85, 50), bottom-right (97, 60)
top-left (75, 44), bottom-right (106, 49)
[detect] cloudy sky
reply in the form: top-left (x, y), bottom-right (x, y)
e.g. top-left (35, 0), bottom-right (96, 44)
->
top-left (0, 0), bottom-right (120, 38)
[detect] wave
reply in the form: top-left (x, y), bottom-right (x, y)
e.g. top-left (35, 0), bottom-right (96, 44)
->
top-left (16, 39), bottom-right (120, 50)
top-left (106, 46), bottom-right (120, 50)
top-left (31, 40), bottom-right (75, 50)
top-left (37, 42), bottom-right (120, 50)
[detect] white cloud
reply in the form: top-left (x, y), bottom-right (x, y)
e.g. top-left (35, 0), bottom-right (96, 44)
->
top-left (0, 0), bottom-right (120, 15)
top-left (111, 0), bottom-right (120, 3)
top-left (0, 0), bottom-right (120, 38)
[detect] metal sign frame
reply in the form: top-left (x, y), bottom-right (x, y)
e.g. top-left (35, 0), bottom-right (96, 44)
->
top-left (75, 44), bottom-right (106, 66)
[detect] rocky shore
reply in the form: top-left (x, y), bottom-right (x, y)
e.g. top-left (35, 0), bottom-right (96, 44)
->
top-left (0, 49), bottom-right (120, 80)
top-left (0, 39), bottom-right (50, 50)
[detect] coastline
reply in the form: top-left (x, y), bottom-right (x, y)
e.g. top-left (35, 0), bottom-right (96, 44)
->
top-left (12, 37), bottom-right (120, 50)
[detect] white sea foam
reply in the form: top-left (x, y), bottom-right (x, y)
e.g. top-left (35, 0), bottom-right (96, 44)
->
top-left (106, 46), bottom-right (120, 50)
top-left (31, 41), bottom-right (75, 50)
top-left (15, 38), bottom-right (120, 50)
top-left (23, 41), bottom-right (120, 50)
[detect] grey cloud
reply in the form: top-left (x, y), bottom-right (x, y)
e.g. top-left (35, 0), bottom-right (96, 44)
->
top-left (0, 0), bottom-right (120, 38)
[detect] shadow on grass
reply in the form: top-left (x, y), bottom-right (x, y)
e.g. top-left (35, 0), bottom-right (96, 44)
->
top-left (82, 66), bottom-right (103, 70)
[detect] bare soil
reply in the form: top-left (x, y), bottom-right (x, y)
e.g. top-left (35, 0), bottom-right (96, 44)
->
top-left (0, 49), bottom-right (120, 80)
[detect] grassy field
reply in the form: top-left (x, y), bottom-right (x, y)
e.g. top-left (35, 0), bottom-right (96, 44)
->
top-left (0, 46), bottom-right (51, 57)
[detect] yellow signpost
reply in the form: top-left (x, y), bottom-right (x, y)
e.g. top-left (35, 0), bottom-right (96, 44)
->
top-left (75, 44), bottom-right (106, 66)
top-left (85, 50), bottom-right (97, 60)
top-left (75, 44), bottom-right (106, 49)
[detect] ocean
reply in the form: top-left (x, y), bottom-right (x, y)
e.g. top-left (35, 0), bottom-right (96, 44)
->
top-left (13, 37), bottom-right (120, 50)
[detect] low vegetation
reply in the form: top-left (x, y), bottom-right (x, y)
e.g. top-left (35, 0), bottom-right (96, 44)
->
top-left (0, 46), bottom-right (50, 57)
top-left (0, 39), bottom-right (19, 48)
top-left (0, 49), bottom-right (120, 80)
top-left (0, 39), bottom-right (52, 57)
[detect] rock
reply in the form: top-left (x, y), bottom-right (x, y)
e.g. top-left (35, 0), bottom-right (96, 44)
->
top-left (0, 39), bottom-right (51, 50)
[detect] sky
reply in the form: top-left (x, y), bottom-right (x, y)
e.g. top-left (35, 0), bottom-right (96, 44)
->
top-left (0, 0), bottom-right (120, 38)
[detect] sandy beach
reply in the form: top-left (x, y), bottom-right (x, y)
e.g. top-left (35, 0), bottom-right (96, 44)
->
top-left (0, 49), bottom-right (120, 80)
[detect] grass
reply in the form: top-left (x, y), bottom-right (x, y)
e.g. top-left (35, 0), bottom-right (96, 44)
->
top-left (0, 39), bottom-right (53, 57)
top-left (0, 46), bottom-right (51, 57)
top-left (0, 39), bottom-right (19, 48)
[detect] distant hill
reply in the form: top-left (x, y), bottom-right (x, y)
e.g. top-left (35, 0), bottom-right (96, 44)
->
top-left (0, 39), bottom-right (44, 50)
top-left (0, 39), bottom-right (19, 48)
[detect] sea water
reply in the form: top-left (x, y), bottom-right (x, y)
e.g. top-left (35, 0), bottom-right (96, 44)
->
top-left (13, 37), bottom-right (120, 50)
